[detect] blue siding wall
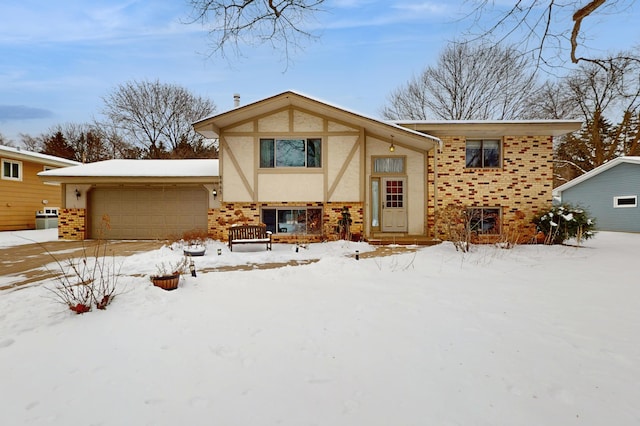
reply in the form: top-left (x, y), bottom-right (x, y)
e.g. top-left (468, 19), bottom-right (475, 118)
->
top-left (562, 162), bottom-right (640, 232)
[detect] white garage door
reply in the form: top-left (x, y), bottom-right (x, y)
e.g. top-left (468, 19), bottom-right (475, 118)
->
top-left (89, 186), bottom-right (208, 239)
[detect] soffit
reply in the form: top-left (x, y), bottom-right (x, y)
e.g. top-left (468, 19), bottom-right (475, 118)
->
top-left (395, 120), bottom-right (583, 138)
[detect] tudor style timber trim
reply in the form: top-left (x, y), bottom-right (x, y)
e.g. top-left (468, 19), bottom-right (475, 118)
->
top-left (220, 134), bottom-right (255, 200)
top-left (327, 137), bottom-right (360, 201)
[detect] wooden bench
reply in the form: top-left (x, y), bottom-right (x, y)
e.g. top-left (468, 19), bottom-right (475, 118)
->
top-left (228, 225), bottom-right (272, 252)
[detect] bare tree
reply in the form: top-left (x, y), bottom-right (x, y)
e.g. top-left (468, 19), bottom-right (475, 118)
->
top-left (0, 132), bottom-right (14, 147)
top-left (523, 80), bottom-right (582, 120)
top-left (464, 0), bottom-right (638, 68)
top-left (548, 55), bottom-right (640, 185)
top-left (381, 43), bottom-right (540, 120)
top-left (19, 133), bottom-right (45, 151)
top-left (46, 123), bottom-right (113, 163)
top-left (99, 80), bottom-right (217, 158)
top-left (185, 0), bottom-right (324, 63)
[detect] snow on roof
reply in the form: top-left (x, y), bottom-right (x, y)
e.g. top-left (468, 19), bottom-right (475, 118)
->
top-left (0, 144), bottom-right (81, 167)
top-left (554, 156), bottom-right (640, 194)
top-left (39, 159), bottom-right (219, 178)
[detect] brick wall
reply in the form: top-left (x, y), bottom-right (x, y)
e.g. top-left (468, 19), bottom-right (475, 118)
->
top-left (209, 202), bottom-right (363, 243)
top-left (428, 135), bottom-right (554, 242)
top-left (58, 208), bottom-right (86, 240)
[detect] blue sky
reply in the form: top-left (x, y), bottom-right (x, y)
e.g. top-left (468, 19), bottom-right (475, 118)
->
top-left (1, 0), bottom-right (638, 143)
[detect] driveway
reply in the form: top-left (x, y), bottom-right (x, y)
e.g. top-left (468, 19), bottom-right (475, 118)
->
top-left (1, 240), bottom-right (421, 291)
top-left (0, 240), bottom-right (166, 290)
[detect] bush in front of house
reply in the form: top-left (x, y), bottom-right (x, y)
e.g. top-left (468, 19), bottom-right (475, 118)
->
top-left (532, 204), bottom-right (596, 245)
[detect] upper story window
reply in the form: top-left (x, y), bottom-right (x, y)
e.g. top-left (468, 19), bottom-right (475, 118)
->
top-left (2, 159), bottom-right (22, 181)
top-left (260, 138), bottom-right (322, 168)
top-left (466, 139), bottom-right (501, 168)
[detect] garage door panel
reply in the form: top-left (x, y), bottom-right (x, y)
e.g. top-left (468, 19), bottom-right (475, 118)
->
top-left (90, 186), bottom-right (208, 239)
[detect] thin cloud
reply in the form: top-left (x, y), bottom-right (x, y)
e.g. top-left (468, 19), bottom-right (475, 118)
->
top-left (0, 1), bottom-right (197, 45)
top-left (0, 106), bottom-right (54, 121)
top-left (392, 2), bottom-right (449, 14)
top-left (318, 1), bottom-right (458, 31)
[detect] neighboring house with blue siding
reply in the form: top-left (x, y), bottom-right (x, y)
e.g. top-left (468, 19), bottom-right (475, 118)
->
top-left (555, 156), bottom-right (640, 232)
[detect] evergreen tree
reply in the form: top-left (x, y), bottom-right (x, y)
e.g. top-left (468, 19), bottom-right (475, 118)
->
top-left (41, 131), bottom-right (76, 160)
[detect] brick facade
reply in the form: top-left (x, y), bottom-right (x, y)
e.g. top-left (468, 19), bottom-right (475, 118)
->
top-left (208, 202), bottom-right (364, 243)
top-left (428, 135), bottom-right (554, 242)
top-left (58, 208), bottom-right (86, 240)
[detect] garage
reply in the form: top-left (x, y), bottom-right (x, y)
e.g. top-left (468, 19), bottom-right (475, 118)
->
top-left (89, 186), bottom-right (209, 239)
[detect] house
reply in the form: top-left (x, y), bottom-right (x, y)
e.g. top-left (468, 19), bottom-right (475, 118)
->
top-left (193, 91), bottom-right (581, 243)
top-left (39, 91), bottom-right (581, 242)
top-left (554, 156), bottom-right (640, 232)
top-left (0, 145), bottom-right (80, 231)
top-left (38, 159), bottom-right (219, 240)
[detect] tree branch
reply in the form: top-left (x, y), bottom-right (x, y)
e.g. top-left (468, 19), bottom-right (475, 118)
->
top-left (571, 0), bottom-right (607, 63)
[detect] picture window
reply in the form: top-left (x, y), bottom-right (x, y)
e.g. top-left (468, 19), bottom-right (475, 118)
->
top-left (260, 138), bottom-right (322, 168)
top-left (261, 207), bottom-right (322, 234)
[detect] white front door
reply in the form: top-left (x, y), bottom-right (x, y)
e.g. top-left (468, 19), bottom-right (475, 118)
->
top-left (381, 177), bottom-right (407, 232)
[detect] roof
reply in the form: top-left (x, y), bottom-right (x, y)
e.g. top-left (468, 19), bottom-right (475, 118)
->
top-left (0, 144), bottom-right (81, 167)
top-left (193, 90), bottom-right (442, 152)
top-left (554, 156), bottom-right (640, 194)
top-left (394, 120), bottom-right (583, 138)
top-left (38, 159), bottom-right (219, 184)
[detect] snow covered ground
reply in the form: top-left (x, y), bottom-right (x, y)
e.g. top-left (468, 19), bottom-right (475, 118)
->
top-left (0, 230), bottom-right (638, 425)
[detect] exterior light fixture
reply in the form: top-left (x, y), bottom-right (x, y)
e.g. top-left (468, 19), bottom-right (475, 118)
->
top-left (217, 248), bottom-right (222, 255)
top-left (355, 250), bottom-right (360, 260)
top-left (389, 135), bottom-right (395, 152)
top-left (212, 189), bottom-right (218, 199)
top-left (75, 188), bottom-right (81, 199)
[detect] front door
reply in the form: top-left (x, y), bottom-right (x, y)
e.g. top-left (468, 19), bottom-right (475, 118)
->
top-left (381, 177), bottom-right (407, 232)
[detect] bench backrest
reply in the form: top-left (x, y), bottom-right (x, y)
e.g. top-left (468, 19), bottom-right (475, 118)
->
top-left (229, 225), bottom-right (267, 240)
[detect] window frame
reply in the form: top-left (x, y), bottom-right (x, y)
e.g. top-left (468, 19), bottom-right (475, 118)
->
top-left (613, 195), bottom-right (637, 208)
top-left (465, 139), bottom-right (502, 169)
top-left (259, 138), bottom-right (322, 169)
top-left (372, 156), bottom-right (406, 175)
top-left (261, 206), bottom-right (323, 235)
top-left (370, 178), bottom-right (381, 231)
top-left (467, 207), bottom-right (502, 235)
top-left (2, 159), bottom-right (22, 181)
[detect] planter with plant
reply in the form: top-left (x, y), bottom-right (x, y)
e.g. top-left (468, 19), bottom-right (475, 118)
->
top-left (150, 257), bottom-right (189, 290)
top-left (181, 229), bottom-right (209, 256)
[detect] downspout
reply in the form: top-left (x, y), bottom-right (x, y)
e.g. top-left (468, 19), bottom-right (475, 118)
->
top-left (433, 138), bottom-right (442, 239)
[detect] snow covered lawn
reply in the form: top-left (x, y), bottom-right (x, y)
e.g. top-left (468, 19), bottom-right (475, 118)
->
top-left (0, 231), bottom-right (638, 425)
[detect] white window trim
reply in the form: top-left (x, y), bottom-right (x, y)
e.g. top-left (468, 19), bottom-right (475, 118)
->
top-left (613, 195), bottom-right (637, 208)
top-left (259, 138), bottom-right (322, 169)
top-left (2, 159), bottom-right (22, 181)
top-left (465, 139), bottom-right (502, 169)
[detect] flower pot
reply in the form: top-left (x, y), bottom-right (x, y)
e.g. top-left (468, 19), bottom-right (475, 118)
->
top-left (151, 274), bottom-right (180, 291)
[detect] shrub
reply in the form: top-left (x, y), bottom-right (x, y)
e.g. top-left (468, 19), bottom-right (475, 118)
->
top-left (435, 204), bottom-right (472, 252)
top-left (45, 215), bottom-right (121, 314)
top-left (45, 240), bottom-right (122, 314)
top-left (532, 204), bottom-right (596, 245)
